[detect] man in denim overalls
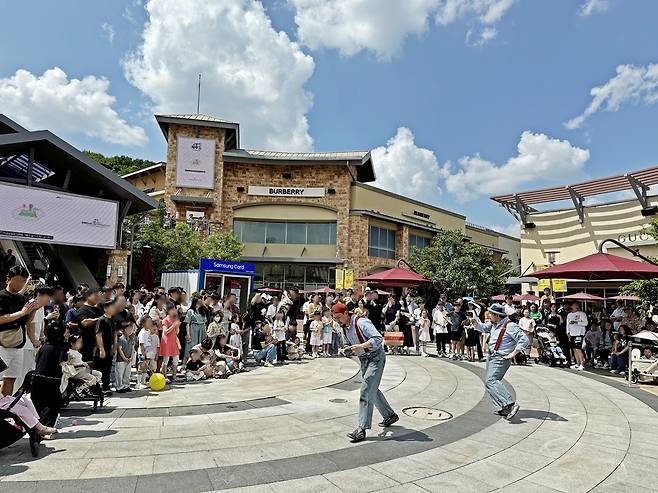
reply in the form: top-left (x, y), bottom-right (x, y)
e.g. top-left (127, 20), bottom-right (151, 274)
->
top-left (469, 303), bottom-right (529, 420)
top-left (332, 302), bottom-right (399, 443)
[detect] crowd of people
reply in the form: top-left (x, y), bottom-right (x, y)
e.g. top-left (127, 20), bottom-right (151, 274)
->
top-left (1, 264), bottom-right (656, 439)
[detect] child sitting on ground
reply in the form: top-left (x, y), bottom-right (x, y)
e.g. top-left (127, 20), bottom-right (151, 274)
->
top-left (65, 335), bottom-right (102, 396)
top-left (137, 316), bottom-right (159, 389)
top-left (286, 336), bottom-right (306, 360)
top-left (214, 334), bottom-right (243, 374)
top-left (309, 311), bottom-right (323, 358)
top-left (185, 349), bottom-right (208, 381)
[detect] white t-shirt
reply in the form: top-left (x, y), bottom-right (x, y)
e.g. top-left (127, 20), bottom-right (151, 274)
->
top-left (611, 307), bottom-right (625, 331)
top-left (24, 306), bottom-right (45, 351)
top-left (266, 303), bottom-right (279, 321)
top-left (566, 311), bottom-right (588, 336)
top-left (503, 303), bottom-right (516, 316)
top-left (138, 329), bottom-right (159, 358)
top-left (518, 317), bottom-right (536, 334)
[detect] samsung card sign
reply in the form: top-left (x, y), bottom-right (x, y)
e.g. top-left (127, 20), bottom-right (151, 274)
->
top-left (248, 186), bottom-right (325, 197)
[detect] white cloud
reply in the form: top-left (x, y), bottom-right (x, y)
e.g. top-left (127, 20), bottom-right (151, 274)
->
top-left (288, 0), bottom-right (438, 59)
top-left (441, 131), bottom-right (590, 202)
top-left (486, 223), bottom-right (519, 238)
top-left (436, 0), bottom-right (517, 45)
top-left (0, 67), bottom-right (147, 146)
top-left (101, 22), bottom-right (116, 43)
top-left (124, 0), bottom-right (315, 151)
top-left (287, 0), bottom-right (516, 59)
top-left (579, 0), bottom-right (609, 16)
top-left (372, 127), bottom-right (442, 202)
top-left (565, 63), bottom-right (658, 129)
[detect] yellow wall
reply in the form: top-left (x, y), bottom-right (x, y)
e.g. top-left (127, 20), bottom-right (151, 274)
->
top-left (521, 196), bottom-right (658, 270)
top-left (350, 183), bottom-right (465, 232)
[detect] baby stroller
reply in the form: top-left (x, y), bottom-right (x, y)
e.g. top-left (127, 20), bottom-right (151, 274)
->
top-left (629, 330), bottom-right (658, 384)
top-left (60, 365), bottom-right (104, 412)
top-left (535, 326), bottom-right (568, 367)
top-left (0, 371), bottom-right (42, 457)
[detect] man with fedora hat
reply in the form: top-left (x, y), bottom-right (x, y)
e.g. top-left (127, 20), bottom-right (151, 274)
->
top-left (331, 302), bottom-right (398, 442)
top-left (468, 303), bottom-right (529, 420)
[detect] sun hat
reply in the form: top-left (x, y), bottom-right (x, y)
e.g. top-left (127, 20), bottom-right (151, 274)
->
top-left (487, 303), bottom-right (507, 317)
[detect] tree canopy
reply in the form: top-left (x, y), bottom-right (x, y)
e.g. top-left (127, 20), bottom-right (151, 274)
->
top-left (408, 230), bottom-right (510, 302)
top-left (84, 150), bottom-right (158, 176)
top-left (129, 208), bottom-right (244, 286)
top-left (620, 219), bottom-right (658, 313)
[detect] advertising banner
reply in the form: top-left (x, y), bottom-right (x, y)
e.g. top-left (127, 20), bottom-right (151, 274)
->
top-left (335, 269), bottom-right (344, 290)
top-left (0, 182), bottom-right (118, 249)
top-left (176, 136), bottom-right (216, 189)
top-left (537, 279), bottom-right (551, 292)
top-left (247, 186), bottom-right (325, 197)
top-left (343, 269), bottom-right (354, 289)
top-left (552, 279), bottom-right (568, 292)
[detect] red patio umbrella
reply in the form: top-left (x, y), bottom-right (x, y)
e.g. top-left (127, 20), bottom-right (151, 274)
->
top-left (256, 287), bottom-right (282, 293)
top-left (606, 294), bottom-right (640, 301)
top-left (559, 292), bottom-right (605, 301)
top-left (517, 293), bottom-right (540, 302)
top-left (531, 252), bottom-right (658, 280)
top-left (358, 268), bottom-right (429, 287)
top-left (490, 294), bottom-right (508, 301)
top-left (313, 287), bottom-right (337, 294)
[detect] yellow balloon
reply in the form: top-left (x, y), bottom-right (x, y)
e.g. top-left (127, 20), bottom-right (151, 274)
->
top-left (149, 373), bottom-right (166, 391)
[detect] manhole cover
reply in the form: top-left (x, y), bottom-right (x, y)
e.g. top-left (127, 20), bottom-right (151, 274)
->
top-left (402, 407), bottom-right (452, 421)
top-left (329, 398), bottom-right (348, 403)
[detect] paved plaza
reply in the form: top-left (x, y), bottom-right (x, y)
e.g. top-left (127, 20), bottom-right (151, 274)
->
top-left (1, 354), bottom-right (657, 492)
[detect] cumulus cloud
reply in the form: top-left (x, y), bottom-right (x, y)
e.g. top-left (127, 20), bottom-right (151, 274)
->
top-left (372, 127), bottom-right (442, 202)
top-left (0, 67), bottom-right (147, 146)
top-left (441, 131), bottom-right (590, 202)
top-left (124, 0), bottom-right (315, 151)
top-left (436, 0), bottom-right (517, 45)
top-left (287, 0), bottom-right (516, 59)
top-left (579, 0), bottom-right (609, 16)
top-left (565, 63), bottom-right (658, 129)
top-left (288, 0), bottom-right (438, 59)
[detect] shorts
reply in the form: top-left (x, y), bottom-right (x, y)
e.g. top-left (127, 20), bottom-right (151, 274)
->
top-left (570, 336), bottom-right (583, 349)
top-left (310, 334), bottom-right (323, 346)
top-left (0, 346), bottom-right (24, 379)
top-left (450, 331), bottom-right (463, 342)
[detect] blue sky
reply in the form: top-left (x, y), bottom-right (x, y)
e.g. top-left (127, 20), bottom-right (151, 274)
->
top-left (1, 0), bottom-right (658, 236)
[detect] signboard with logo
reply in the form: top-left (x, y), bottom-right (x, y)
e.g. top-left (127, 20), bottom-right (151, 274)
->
top-left (0, 182), bottom-right (118, 249)
top-left (552, 279), bottom-right (568, 292)
top-left (176, 136), bottom-right (216, 189)
top-left (247, 186), bottom-right (325, 197)
top-left (335, 269), bottom-right (344, 290)
top-left (343, 269), bottom-right (354, 289)
top-left (537, 279), bottom-right (551, 292)
top-left (198, 258), bottom-right (256, 274)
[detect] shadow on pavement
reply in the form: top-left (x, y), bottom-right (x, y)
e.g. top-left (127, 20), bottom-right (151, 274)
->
top-left (509, 409), bottom-right (567, 424)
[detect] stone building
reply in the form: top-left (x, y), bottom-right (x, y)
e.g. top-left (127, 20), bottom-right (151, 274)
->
top-left (123, 114), bottom-right (519, 290)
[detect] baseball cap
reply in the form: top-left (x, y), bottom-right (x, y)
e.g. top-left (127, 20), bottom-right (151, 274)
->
top-left (331, 303), bottom-right (349, 315)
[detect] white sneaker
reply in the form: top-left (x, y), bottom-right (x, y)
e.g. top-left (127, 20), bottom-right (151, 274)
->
top-left (595, 363), bottom-right (603, 369)
top-left (570, 364), bottom-right (578, 369)
top-left (264, 361), bottom-right (274, 367)
top-left (577, 365), bottom-right (584, 371)
top-left (421, 352), bottom-right (429, 357)
top-left (610, 369), bottom-right (617, 374)
top-left (603, 363), bottom-right (610, 369)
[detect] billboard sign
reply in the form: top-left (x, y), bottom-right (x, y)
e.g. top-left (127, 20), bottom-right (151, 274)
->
top-left (175, 136), bottom-right (216, 189)
top-left (0, 182), bottom-right (119, 249)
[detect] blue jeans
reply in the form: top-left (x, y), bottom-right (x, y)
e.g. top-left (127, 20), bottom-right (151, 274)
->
top-left (358, 349), bottom-right (395, 430)
top-left (610, 352), bottom-right (627, 372)
top-left (254, 345), bottom-right (276, 364)
top-left (485, 354), bottom-right (514, 411)
top-left (331, 332), bottom-right (340, 355)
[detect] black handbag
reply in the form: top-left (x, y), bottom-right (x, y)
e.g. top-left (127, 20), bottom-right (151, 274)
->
top-left (0, 354), bottom-right (7, 374)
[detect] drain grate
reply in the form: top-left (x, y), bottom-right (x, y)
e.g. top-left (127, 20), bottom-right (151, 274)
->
top-left (329, 398), bottom-right (348, 403)
top-left (402, 407), bottom-right (452, 421)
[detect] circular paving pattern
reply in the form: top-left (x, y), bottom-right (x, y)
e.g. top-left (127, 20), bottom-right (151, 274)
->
top-left (1, 353), bottom-right (657, 492)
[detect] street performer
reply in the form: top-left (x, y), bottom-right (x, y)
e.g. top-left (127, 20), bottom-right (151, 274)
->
top-left (331, 302), bottom-right (399, 443)
top-left (468, 303), bottom-right (529, 420)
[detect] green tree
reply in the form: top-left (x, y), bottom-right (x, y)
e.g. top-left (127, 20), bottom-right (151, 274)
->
top-left (84, 150), bottom-right (159, 176)
top-left (203, 232), bottom-right (244, 261)
top-left (128, 208), bottom-right (244, 286)
top-left (408, 230), bottom-right (510, 300)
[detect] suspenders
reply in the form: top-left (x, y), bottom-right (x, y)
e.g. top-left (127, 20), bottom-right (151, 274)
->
top-left (493, 320), bottom-right (510, 352)
top-left (353, 316), bottom-right (370, 353)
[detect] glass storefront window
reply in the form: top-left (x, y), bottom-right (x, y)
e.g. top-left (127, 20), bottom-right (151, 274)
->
top-left (286, 222), bottom-right (306, 244)
top-left (285, 264), bottom-right (305, 286)
top-left (265, 222), bottom-right (286, 244)
top-left (240, 221), bottom-right (266, 243)
top-left (409, 234), bottom-right (431, 250)
top-left (253, 263), bottom-right (333, 290)
top-left (368, 225), bottom-right (396, 259)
